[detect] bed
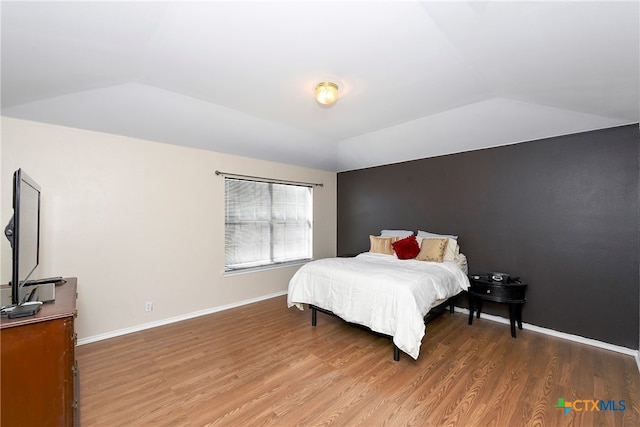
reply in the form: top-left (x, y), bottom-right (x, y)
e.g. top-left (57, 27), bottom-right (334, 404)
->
top-left (287, 230), bottom-right (470, 361)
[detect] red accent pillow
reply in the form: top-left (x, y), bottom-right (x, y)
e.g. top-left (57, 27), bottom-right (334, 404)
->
top-left (392, 235), bottom-right (420, 259)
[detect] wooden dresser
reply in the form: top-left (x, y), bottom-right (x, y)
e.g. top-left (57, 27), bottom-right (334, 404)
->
top-left (1, 278), bottom-right (78, 427)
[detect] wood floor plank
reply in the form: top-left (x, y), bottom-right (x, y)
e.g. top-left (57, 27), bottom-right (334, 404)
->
top-left (76, 295), bottom-right (640, 426)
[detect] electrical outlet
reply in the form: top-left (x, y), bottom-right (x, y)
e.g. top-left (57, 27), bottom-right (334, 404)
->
top-left (144, 301), bottom-right (153, 312)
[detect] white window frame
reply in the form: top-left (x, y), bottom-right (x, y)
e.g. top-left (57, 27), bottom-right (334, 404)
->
top-left (224, 177), bottom-right (313, 273)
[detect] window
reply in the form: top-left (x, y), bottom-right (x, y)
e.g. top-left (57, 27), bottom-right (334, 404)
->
top-left (224, 178), bottom-right (313, 272)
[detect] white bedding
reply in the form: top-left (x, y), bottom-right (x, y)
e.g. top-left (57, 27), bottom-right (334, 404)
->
top-left (287, 252), bottom-right (470, 359)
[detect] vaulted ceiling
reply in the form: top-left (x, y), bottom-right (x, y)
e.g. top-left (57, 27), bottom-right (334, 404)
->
top-left (2, 1), bottom-right (638, 172)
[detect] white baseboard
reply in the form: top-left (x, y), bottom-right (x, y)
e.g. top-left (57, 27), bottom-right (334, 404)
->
top-left (454, 307), bottom-right (640, 369)
top-left (77, 290), bottom-right (288, 346)
top-left (78, 295), bottom-right (640, 374)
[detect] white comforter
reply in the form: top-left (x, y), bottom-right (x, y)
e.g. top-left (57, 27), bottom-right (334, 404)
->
top-left (287, 252), bottom-right (470, 359)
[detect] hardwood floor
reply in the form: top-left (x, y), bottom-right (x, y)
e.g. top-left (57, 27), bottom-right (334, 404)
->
top-left (76, 295), bottom-right (639, 426)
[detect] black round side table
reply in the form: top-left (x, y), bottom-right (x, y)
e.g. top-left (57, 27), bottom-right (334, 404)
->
top-left (468, 274), bottom-right (527, 338)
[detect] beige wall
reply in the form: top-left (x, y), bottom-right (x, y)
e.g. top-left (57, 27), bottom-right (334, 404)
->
top-left (1, 117), bottom-right (337, 341)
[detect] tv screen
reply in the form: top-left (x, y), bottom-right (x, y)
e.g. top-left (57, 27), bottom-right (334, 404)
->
top-left (4, 169), bottom-right (41, 305)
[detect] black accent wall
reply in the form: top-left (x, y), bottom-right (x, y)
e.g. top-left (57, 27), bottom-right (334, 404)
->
top-left (337, 124), bottom-right (639, 349)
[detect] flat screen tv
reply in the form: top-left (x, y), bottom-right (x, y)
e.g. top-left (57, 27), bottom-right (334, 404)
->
top-left (4, 169), bottom-right (41, 306)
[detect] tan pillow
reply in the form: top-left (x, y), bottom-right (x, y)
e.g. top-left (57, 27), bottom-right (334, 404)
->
top-left (416, 238), bottom-right (449, 262)
top-left (369, 235), bottom-right (398, 255)
top-left (417, 236), bottom-right (458, 261)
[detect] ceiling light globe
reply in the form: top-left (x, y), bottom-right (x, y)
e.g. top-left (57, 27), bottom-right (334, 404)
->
top-left (315, 82), bottom-right (339, 105)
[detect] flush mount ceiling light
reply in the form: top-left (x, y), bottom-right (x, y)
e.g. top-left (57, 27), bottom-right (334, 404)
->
top-left (315, 82), bottom-right (339, 106)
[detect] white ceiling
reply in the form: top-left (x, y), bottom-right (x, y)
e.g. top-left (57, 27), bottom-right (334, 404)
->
top-left (2, 1), bottom-right (638, 172)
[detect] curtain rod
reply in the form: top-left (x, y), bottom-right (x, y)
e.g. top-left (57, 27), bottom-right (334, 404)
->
top-left (215, 170), bottom-right (323, 187)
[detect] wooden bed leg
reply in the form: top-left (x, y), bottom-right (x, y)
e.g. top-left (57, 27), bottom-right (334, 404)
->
top-left (393, 345), bottom-right (400, 361)
top-left (311, 306), bottom-right (317, 326)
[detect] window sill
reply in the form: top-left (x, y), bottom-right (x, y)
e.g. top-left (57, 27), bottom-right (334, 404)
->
top-left (223, 259), bottom-right (311, 277)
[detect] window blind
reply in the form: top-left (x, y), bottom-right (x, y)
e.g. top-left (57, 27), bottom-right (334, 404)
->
top-left (224, 178), bottom-right (312, 271)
